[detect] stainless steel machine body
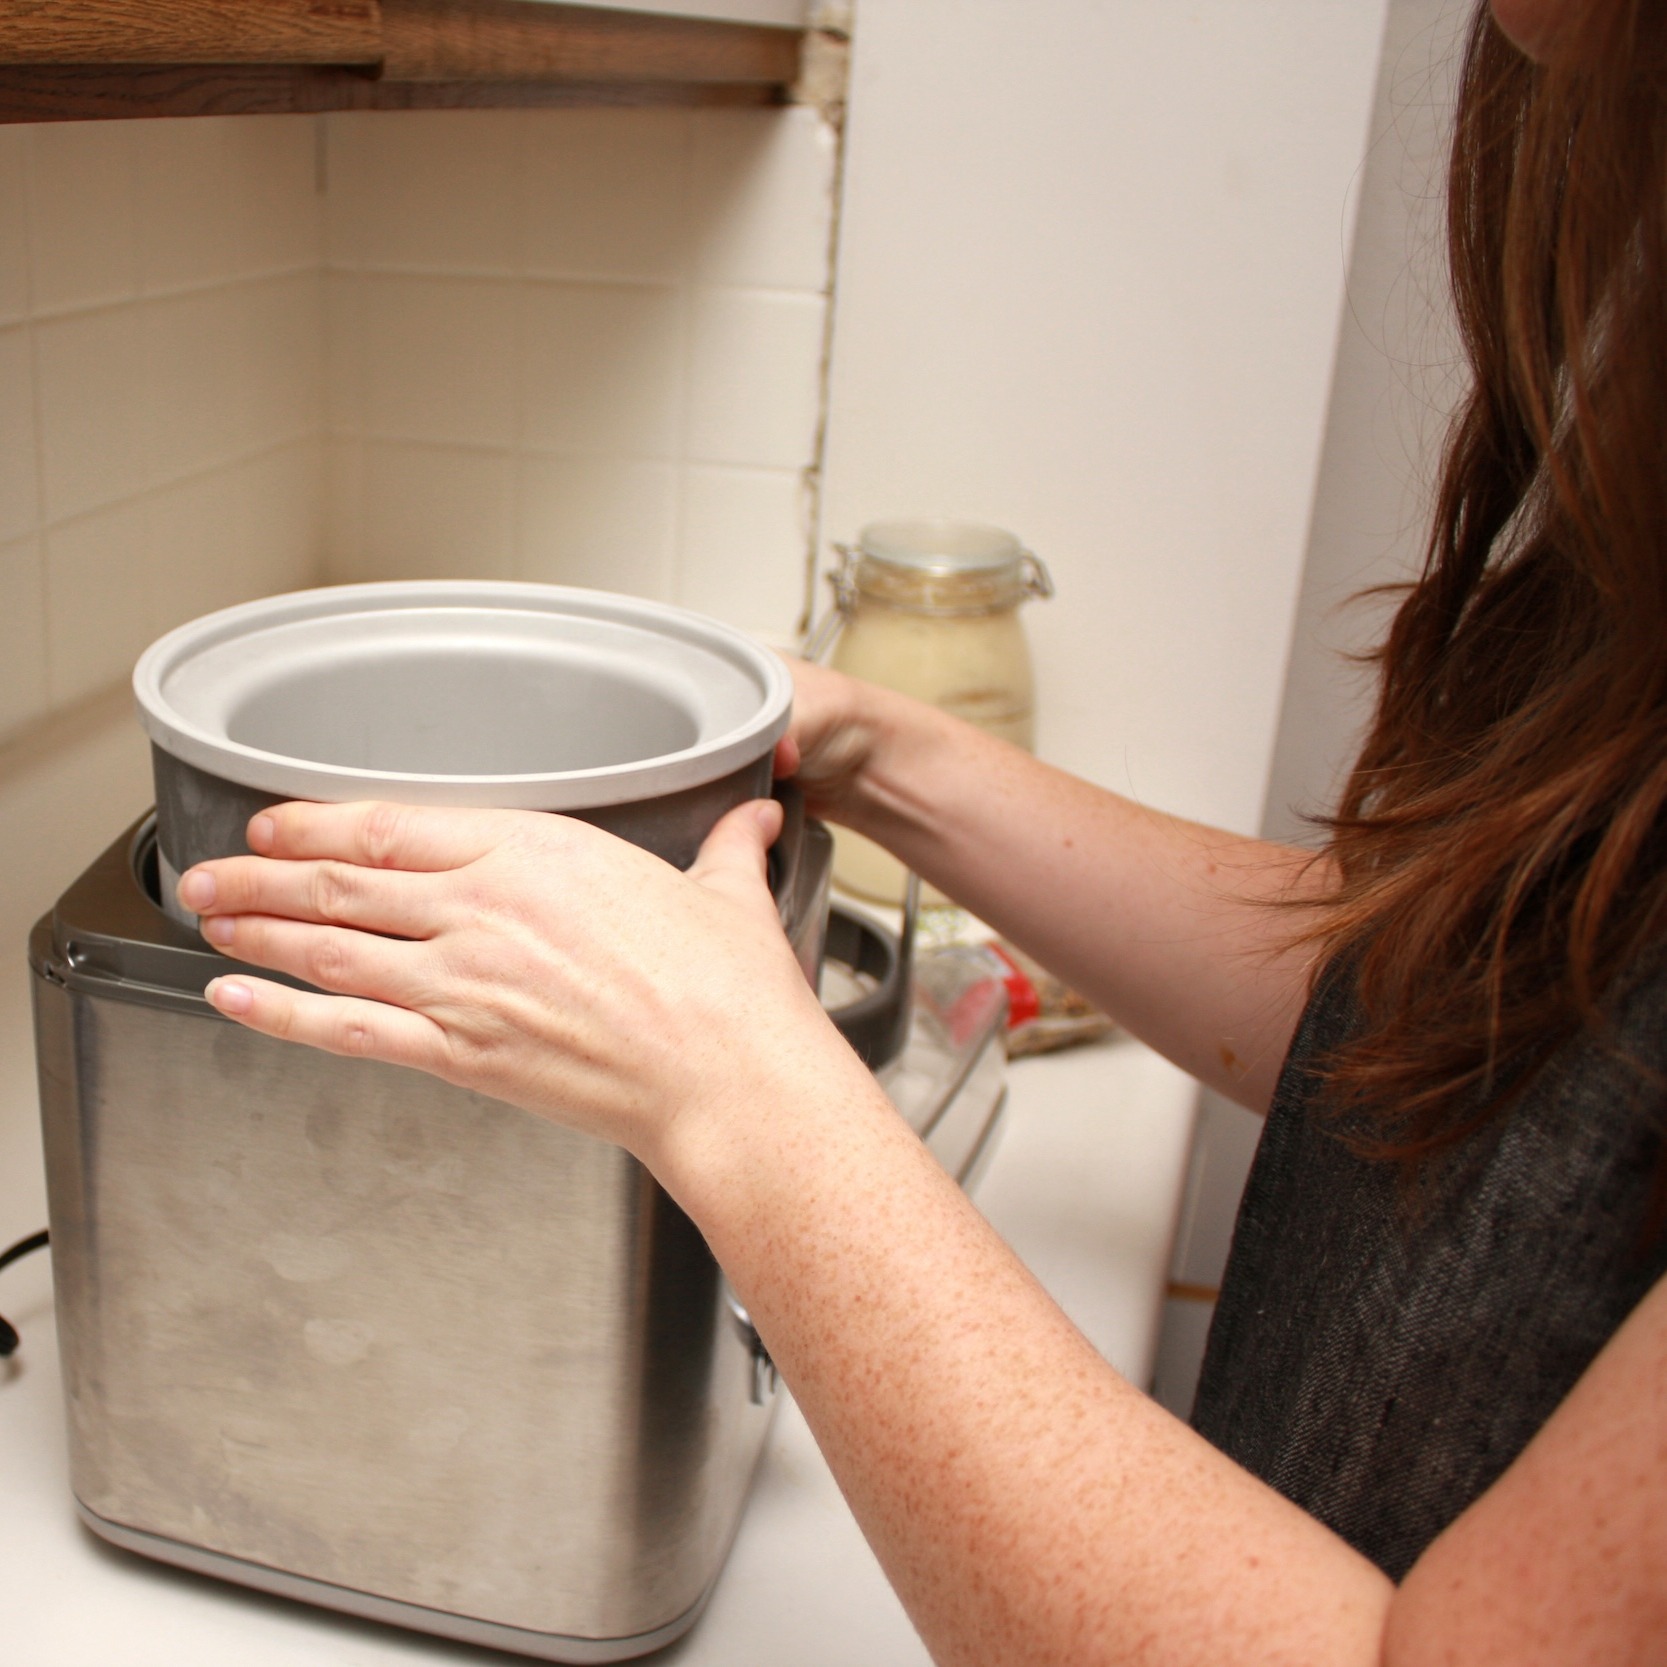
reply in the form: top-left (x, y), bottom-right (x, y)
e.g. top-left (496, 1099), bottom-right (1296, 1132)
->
top-left (32, 815), bottom-right (833, 1662)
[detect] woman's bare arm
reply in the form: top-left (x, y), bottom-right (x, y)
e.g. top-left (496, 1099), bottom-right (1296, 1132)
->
top-left (784, 662), bottom-right (1333, 1110)
top-left (663, 1025), bottom-right (1397, 1667)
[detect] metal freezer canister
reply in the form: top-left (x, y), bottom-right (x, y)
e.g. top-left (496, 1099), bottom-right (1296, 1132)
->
top-left (32, 813), bottom-right (833, 1663)
top-left (130, 581), bottom-right (799, 919)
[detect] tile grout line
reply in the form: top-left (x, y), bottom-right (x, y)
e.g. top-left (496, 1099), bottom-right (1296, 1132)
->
top-left (318, 113), bottom-right (361, 586)
top-left (35, 436), bottom-right (321, 545)
top-left (305, 212), bottom-right (330, 589)
top-left (799, 101), bottom-right (848, 646)
top-left (18, 128), bottom-right (56, 717)
top-left (333, 266), bottom-right (827, 306)
top-left (28, 260), bottom-right (324, 327)
top-left (667, 108), bottom-right (699, 610)
top-left (510, 110), bottom-right (529, 584)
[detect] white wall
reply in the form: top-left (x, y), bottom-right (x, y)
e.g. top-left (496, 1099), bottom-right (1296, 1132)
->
top-left (1261, 0), bottom-right (1469, 846)
top-left (820, 0), bottom-right (1389, 834)
top-left (1153, 0), bottom-right (1473, 1416)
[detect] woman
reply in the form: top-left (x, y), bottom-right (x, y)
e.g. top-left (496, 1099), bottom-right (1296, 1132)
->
top-left (174, 0), bottom-right (1666, 1660)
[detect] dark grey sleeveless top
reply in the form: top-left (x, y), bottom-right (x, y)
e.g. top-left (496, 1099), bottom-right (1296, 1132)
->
top-left (1190, 955), bottom-right (1667, 1580)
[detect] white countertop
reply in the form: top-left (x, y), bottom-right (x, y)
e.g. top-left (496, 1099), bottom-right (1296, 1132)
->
top-left (0, 703), bottom-right (1197, 1666)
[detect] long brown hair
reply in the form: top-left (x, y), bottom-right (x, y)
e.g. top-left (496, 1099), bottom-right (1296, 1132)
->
top-left (1314, 0), bottom-right (1667, 1155)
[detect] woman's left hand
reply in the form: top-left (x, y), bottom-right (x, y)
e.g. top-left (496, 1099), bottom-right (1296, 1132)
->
top-left (176, 797), bottom-right (842, 1176)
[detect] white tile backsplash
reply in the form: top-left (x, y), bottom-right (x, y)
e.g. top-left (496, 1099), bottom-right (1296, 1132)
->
top-left (678, 463), bottom-right (808, 635)
top-left (238, 441), bottom-right (326, 598)
top-left (0, 535), bottom-right (47, 738)
top-left (139, 275), bottom-right (322, 486)
top-left (2, 97), bottom-right (835, 741)
top-left (0, 132), bottom-right (28, 325)
top-left (34, 304), bottom-right (152, 521)
top-left (327, 110), bottom-right (523, 276)
top-left (0, 325), bottom-right (39, 544)
top-left (26, 123), bottom-right (141, 316)
top-left (43, 497), bottom-right (152, 706)
top-left (360, 273), bottom-right (519, 447)
top-left (324, 436), bottom-right (364, 575)
top-left (146, 445), bottom-right (319, 636)
top-left (328, 105), bottom-right (834, 629)
top-left (358, 441), bottom-right (516, 582)
top-left (519, 280), bottom-right (685, 459)
top-left (686, 286), bottom-right (826, 468)
top-left (517, 454), bottom-right (677, 595)
top-left (209, 116), bottom-right (323, 279)
top-left (521, 110), bottom-right (692, 283)
top-left (323, 269), bottom-right (364, 434)
top-left (9, 117), bottom-right (329, 732)
top-left (147, 455), bottom-right (255, 634)
top-left (690, 107), bottom-right (836, 291)
top-left (136, 117), bottom-right (321, 294)
top-left (235, 273), bottom-right (324, 452)
top-left (142, 284), bottom-right (250, 485)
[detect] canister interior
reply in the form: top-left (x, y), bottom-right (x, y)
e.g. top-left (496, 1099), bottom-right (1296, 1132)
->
top-left (223, 641), bottom-right (700, 777)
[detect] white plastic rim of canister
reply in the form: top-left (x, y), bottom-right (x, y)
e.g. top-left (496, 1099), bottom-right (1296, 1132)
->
top-left (132, 580), bottom-right (794, 810)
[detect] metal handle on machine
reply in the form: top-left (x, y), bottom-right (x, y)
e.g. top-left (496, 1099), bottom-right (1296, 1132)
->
top-left (900, 865), bottom-right (919, 1006)
top-left (726, 1290), bottom-right (778, 1405)
top-left (768, 778), bottom-right (806, 925)
top-left (823, 873), bottom-right (916, 1073)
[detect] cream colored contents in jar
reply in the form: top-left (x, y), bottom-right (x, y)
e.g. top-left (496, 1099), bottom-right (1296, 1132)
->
top-left (828, 552), bottom-right (1042, 904)
top-left (832, 605), bottom-right (1036, 747)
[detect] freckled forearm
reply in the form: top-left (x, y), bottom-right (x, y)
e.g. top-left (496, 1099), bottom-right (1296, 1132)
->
top-left (830, 690), bottom-right (1334, 1110)
top-left (670, 1052), bottom-right (1391, 1667)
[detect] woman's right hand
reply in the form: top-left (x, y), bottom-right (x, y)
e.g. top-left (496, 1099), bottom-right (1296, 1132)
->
top-left (773, 657), bottom-right (900, 827)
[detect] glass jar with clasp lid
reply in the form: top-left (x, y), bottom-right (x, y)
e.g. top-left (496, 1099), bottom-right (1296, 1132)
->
top-left (806, 519), bottom-right (1053, 904)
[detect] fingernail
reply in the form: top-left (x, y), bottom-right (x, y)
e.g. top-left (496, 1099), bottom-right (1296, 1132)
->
top-left (201, 915), bottom-right (234, 945)
top-left (248, 815), bottom-right (275, 852)
top-left (206, 977), bottom-right (252, 1015)
top-left (178, 869), bottom-right (215, 910)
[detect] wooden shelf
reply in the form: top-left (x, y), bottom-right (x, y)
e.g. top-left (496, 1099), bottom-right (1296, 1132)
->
top-left (0, 0), bottom-right (803, 122)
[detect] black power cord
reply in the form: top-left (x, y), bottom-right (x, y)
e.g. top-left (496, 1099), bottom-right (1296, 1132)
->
top-left (0, 1230), bottom-right (49, 1358)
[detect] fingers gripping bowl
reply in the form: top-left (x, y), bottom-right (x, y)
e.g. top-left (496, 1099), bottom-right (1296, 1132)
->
top-left (133, 580), bottom-right (795, 923)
